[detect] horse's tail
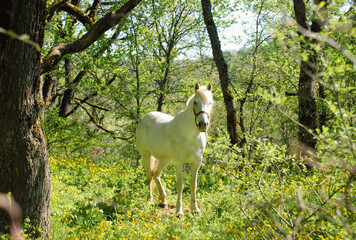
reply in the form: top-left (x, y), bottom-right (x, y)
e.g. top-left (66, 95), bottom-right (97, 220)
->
top-left (149, 156), bottom-right (156, 180)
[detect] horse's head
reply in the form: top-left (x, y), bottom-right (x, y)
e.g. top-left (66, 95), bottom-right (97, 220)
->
top-left (192, 83), bottom-right (213, 132)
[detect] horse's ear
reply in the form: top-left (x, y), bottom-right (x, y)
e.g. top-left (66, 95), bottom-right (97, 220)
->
top-left (195, 83), bottom-right (200, 91)
top-left (207, 83), bottom-right (213, 91)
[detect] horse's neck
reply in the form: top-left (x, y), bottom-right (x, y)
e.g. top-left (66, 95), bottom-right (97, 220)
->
top-left (173, 103), bottom-right (200, 137)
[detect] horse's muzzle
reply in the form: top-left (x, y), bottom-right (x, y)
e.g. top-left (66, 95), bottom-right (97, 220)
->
top-left (198, 121), bottom-right (208, 132)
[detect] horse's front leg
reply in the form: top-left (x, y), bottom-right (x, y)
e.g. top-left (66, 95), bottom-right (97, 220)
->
top-left (190, 161), bottom-right (201, 214)
top-left (175, 164), bottom-right (184, 215)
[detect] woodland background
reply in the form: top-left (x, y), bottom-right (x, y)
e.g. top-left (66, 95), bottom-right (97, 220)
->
top-left (0, 0), bottom-right (355, 239)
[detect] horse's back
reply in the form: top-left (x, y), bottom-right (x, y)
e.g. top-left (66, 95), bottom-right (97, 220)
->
top-left (143, 112), bottom-right (174, 125)
top-left (137, 112), bottom-right (174, 133)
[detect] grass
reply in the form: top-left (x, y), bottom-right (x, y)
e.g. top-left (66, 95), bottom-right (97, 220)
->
top-left (1, 143), bottom-right (354, 239)
top-left (49, 155), bottom-right (244, 239)
top-left (47, 150), bottom-right (354, 240)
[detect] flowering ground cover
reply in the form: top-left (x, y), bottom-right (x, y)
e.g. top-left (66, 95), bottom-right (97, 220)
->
top-left (1, 138), bottom-right (353, 240)
top-left (45, 148), bottom-right (353, 240)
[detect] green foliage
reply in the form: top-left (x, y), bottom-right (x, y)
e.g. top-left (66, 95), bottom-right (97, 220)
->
top-left (32, 0), bottom-right (356, 239)
top-left (37, 124), bottom-right (347, 240)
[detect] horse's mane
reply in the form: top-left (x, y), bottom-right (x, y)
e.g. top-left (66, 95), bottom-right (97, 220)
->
top-left (186, 86), bottom-right (212, 106)
top-left (186, 94), bottom-right (195, 106)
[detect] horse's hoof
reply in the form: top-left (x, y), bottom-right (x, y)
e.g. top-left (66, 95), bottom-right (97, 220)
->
top-left (158, 203), bottom-right (168, 209)
top-left (192, 208), bottom-right (202, 215)
top-left (176, 210), bottom-right (184, 217)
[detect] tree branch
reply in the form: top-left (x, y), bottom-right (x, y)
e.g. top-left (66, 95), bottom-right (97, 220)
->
top-left (64, 74), bottom-right (116, 117)
top-left (75, 97), bottom-right (110, 111)
top-left (41, 0), bottom-right (141, 74)
top-left (61, 2), bottom-right (93, 26)
top-left (88, 0), bottom-right (102, 21)
top-left (47, 0), bottom-right (70, 23)
top-left (296, 23), bottom-right (356, 65)
top-left (238, 201), bottom-right (268, 240)
top-left (257, 166), bottom-right (293, 228)
top-left (65, 93), bottom-right (98, 117)
top-left (75, 99), bottom-right (133, 140)
top-left (75, 99), bottom-right (113, 132)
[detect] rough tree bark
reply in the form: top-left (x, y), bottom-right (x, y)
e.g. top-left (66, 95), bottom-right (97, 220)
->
top-left (0, 0), bottom-right (141, 237)
top-left (201, 0), bottom-right (239, 145)
top-left (0, 0), bottom-right (50, 236)
top-left (293, 0), bottom-right (326, 149)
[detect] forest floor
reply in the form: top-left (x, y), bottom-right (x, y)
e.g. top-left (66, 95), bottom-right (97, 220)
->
top-left (41, 154), bottom-right (351, 240)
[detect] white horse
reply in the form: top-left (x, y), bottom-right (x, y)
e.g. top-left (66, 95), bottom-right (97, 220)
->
top-left (136, 83), bottom-right (213, 215)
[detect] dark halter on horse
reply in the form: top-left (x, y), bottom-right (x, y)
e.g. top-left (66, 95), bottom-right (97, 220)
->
top-left (193, 107), bottom-right (210, 128)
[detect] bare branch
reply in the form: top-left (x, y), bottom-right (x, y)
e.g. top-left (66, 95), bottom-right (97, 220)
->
top-left (65, 93), bottom-right (98, 117)
top-left (88, 0), bottom-right (102, 21)
top-left (292, 190), bottom-right (306, 238)
top-left (73, 70), bottom-right (87, 84)
top-left (301, 184), bottom-right (344, 223)
top-left (259, 205), bottom-right (292, 240)
top-left (64, 74), bottom-right (116, 117)
top-left (75, 97), bottom-right (110, 111)
top-left (76, 99), bottom-right (133, 140)
top-left (101, 2), bottom-right (116, 6)
top-left (238, 202), bottom-right (268, 240)
top-left (302, 65), bottom-right (356, 100)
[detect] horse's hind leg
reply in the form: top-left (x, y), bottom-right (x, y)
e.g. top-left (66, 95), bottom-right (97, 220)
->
top-left (153, 160), bottom-right (169, 208)
top-left (175, 164), bottom-right (184, 215)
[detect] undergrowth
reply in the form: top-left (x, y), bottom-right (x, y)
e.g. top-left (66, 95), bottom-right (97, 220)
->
top-left (47, 139), bottom-right (353, 240)
top-left (1, 136), bottom-right (354, 239)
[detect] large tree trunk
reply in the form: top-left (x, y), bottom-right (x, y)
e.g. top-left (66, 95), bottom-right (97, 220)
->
top-left (201, 0), bottom-right (239, 145)
top-left (0, 0), bottom-right (141, 237)
top-left (0, 0), bottom-right (51, 237)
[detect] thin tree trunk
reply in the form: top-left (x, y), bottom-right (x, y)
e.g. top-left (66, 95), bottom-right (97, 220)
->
top-left (293, 0), bottom-right (326, 149)
top-left (0, 0), bottom-right (51, 237)
top-left (297, 61), bottom-right (318, 148)
top-left (156, 37), bottom-right (174, 112)
top-left (318, 84), bottom-right (327, 128)
top-left (201, 0), bottom-right (239, 145)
